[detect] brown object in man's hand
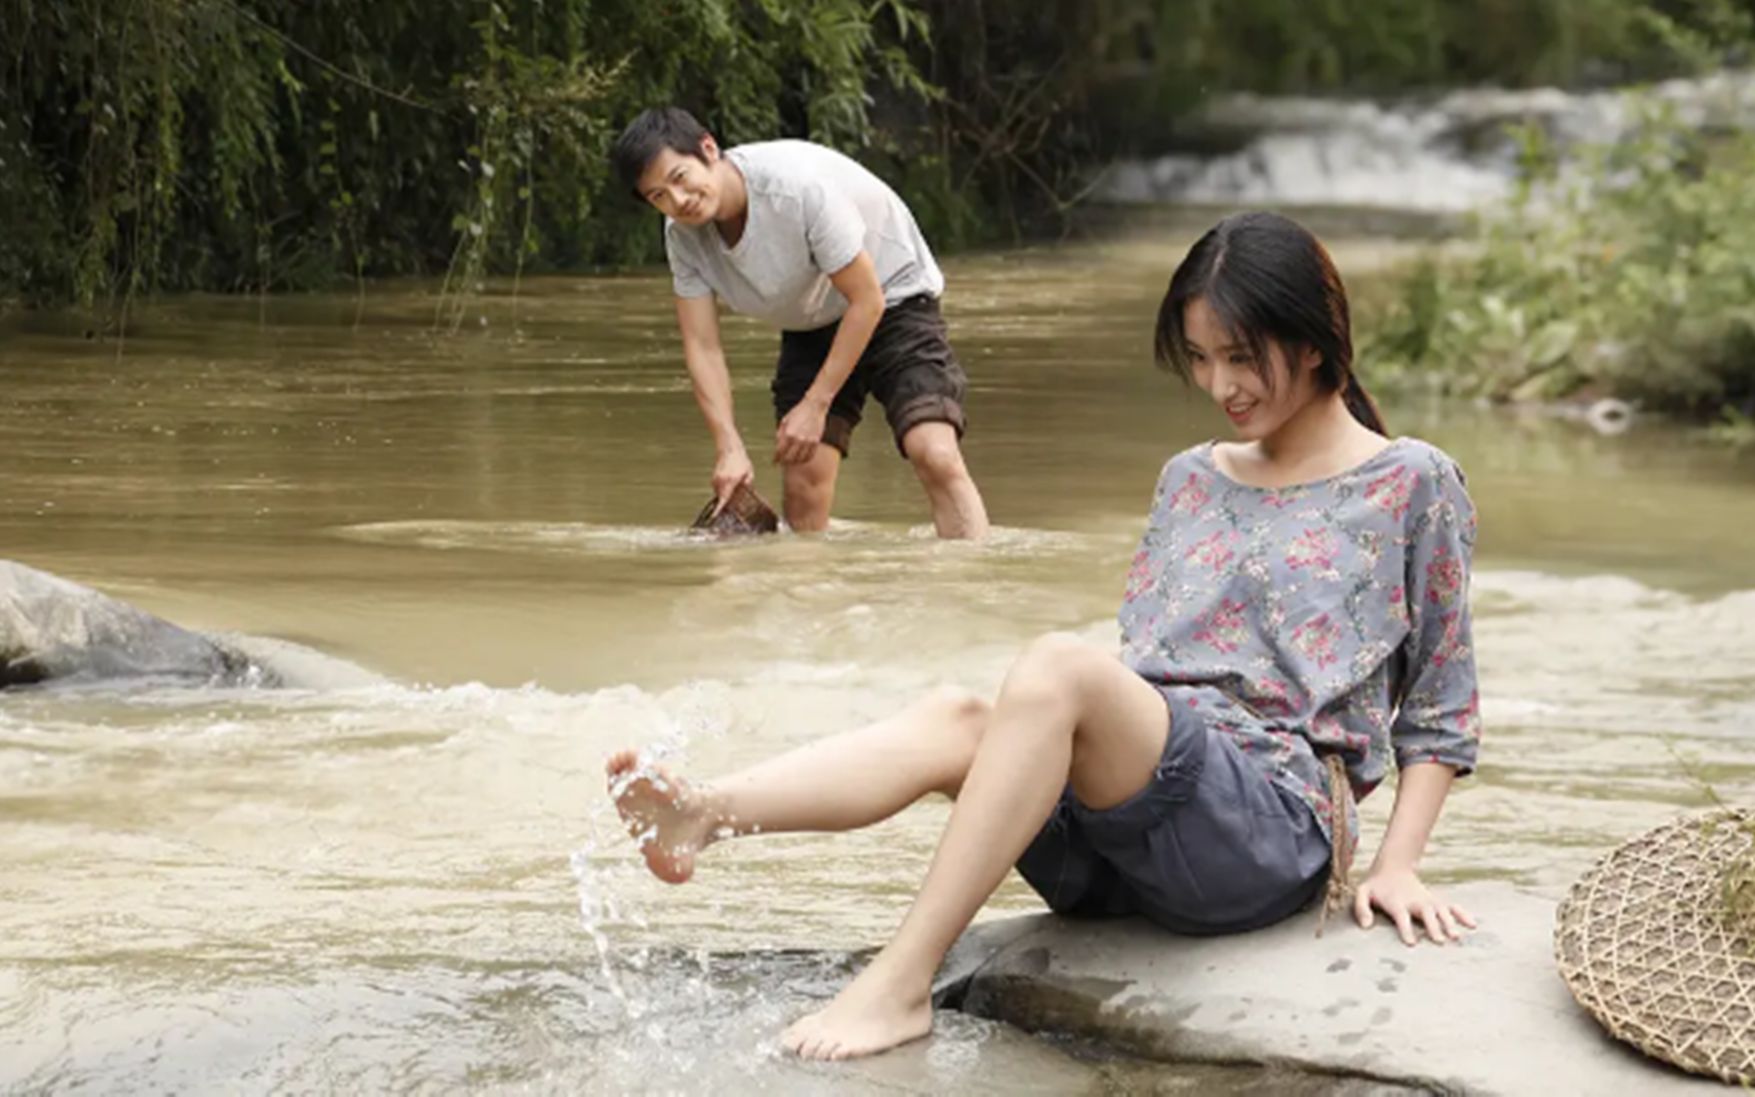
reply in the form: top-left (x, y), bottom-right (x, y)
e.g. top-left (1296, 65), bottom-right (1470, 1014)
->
top-left (690, 482), bottom-right (781, 536)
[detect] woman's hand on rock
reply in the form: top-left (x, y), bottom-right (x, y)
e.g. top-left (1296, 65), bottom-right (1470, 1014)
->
top-left (1353, 865), bottom-right (1477, 946)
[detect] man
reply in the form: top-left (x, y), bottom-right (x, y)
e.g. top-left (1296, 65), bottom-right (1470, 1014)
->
top-left (611, 108), bottom-right (990, 539)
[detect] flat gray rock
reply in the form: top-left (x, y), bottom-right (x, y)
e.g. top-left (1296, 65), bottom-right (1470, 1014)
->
top-left (945, 882), bottom-right (1721, 1095)
top-left (0, 559), bottom-right (268, 688)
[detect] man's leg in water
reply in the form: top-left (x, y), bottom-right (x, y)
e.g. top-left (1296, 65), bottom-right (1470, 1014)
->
top-left (781, 632), bottom-right (1168, 1060)
top-left (780, 443), bottom-right (841, 532)
top-left (899, 421), bottom-right (988, 540)
top-left (605, 686), bottom-right (989, 884)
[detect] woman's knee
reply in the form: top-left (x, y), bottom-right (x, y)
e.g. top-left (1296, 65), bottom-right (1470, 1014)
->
top-left (1004, 632), bottom-right (1104, 707)
top-left (920, 685), bottom-right (989, 742)
top-left (1018, 631), bottom-right (1101, 678)
top-left (916, 685), bottom-right (989, 794)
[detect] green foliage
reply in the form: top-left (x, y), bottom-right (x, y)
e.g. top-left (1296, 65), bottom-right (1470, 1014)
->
top-left (0, 0), bottom-right (933, 309)
top-left (2, 0), bottom-right (1753, 309)
top-left (1706, 406), bottom-right (1755, 448)
top-left (1365, 104), bottom-right (1755, 425)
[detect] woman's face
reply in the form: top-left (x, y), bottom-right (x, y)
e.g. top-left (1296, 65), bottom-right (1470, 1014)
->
top-left (1181, 296), bottom-right (1321, 441)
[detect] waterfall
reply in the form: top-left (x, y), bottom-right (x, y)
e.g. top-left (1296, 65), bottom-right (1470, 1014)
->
top-left (1095, 71), bottom-right (1755, 213)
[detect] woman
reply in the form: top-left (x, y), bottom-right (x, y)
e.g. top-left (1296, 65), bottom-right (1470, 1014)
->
top-left (605, 211), bottom-right (1482, 1061)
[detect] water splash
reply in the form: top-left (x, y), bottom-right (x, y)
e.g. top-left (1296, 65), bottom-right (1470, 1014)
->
top-left (570, 841), bottom-right (636, 1009)
top-left (567, 687), bottom-right (739, 1028)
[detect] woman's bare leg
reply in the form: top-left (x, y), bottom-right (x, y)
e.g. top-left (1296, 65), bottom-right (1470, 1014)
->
top-left (780, 632), bottom-right (1171, 1061)
top-left (606, 686), bottom-right (989, 883)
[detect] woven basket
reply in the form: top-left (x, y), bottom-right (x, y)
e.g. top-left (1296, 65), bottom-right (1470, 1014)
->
top-left (1554, 808), bottom-right (1755, 1084)
top-left (689, 482), bottom-right (780, 537)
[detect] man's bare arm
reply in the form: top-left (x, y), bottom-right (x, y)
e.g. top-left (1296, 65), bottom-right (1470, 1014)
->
top-left (675, 294), bottom-right (753, 505)
top-left (774, 252), bottom-right (884, 465)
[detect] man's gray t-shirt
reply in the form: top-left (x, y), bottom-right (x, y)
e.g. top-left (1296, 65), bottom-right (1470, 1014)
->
top-left (663, 140), bottom-right (944, 332)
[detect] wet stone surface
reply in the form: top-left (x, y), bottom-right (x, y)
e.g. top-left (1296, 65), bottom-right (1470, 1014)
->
top-left (938, 882), bottom-right (1723, 1096)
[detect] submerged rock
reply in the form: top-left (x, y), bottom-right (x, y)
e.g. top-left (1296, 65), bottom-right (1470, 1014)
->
top-left (0, 559), bottom-right (273, 689)
top-left (942, 882), bottom-right (1719, 1095)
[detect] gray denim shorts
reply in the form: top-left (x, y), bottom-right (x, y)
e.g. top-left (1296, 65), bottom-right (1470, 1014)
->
top-left (1015, 686), bottom-right (1332, 935)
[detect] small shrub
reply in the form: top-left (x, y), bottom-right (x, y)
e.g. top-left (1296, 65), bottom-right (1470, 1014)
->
top-left (1364, 103), bottom-right (1755, 425)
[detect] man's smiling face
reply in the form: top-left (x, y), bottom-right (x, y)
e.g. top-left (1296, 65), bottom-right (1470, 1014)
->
top-left (636, 139), bottom-right (721, 225)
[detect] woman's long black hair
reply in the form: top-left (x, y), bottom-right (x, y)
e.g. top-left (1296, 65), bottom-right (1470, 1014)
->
top-left (1154, 211), bottom-right (1386, 434)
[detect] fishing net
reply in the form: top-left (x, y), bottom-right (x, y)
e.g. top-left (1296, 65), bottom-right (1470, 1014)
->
top-left (1554, 808), bottom-right (1755, 1084)
top-left (689, 483), bottom-right (780, 536)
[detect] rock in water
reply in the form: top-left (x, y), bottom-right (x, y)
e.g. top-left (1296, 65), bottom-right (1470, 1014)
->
top-left (0, 559), bottom-right (268, 688)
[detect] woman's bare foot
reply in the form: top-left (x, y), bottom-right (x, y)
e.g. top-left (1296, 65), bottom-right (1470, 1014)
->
top-left (780, 950), bottom-right (934, 1061)
top-left (605, 750), bottom-right (719, 884)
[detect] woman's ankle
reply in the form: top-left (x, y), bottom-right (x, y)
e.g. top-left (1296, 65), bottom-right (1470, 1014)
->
top-left (864, 941), bottom-right (943, 999)
top-left (696, 784), bottom-right (738, 846)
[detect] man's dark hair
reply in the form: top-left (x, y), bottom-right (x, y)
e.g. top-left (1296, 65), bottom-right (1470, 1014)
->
top-left (612, 107), bottom-right (711, 197)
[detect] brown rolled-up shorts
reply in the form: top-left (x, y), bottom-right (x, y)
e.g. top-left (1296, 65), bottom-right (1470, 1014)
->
top-left (771, 293), bottom-right (968, 458)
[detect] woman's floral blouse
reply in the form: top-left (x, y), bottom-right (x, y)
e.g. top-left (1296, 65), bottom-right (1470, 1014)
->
top-left (1120, 438), bottom-right (1482, 844)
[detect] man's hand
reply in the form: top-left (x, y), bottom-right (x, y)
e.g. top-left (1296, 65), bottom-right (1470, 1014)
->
top-left (711, 446), bottom-right (755, 514)
top-left (774, 396), bottom-right (828, 466)
top-left (1353, 865), bottom-right (1477, 946)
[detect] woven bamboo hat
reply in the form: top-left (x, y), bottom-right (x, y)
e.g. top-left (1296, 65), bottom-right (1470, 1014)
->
top-left (1554, 808), bottom-right (1755, 1084)
top-left (689, 482), bottom-right (780, 537)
